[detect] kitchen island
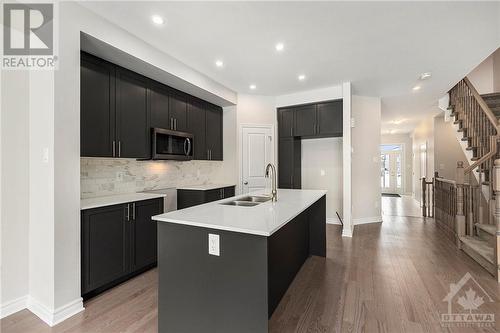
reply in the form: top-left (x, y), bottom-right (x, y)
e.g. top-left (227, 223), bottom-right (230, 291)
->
top-left (152, 189), bottom-right (327, 333)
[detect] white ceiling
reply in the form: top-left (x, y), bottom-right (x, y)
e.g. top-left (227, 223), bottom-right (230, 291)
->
top-left (81, 1), bottom-right (500, 133)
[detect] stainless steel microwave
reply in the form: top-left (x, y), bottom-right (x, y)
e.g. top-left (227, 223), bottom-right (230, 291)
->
top-left (151, 128), bottom-right (193, 160)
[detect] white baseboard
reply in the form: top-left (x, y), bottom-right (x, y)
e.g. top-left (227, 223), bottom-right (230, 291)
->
top-left (0, 295), bottom-right (28, 319)
top-left (27, 296), bottom-right (84, 327)
top-left (326, 217), bottom-right (342, 225)
top-left (353, 216), bottom-right (383, 225)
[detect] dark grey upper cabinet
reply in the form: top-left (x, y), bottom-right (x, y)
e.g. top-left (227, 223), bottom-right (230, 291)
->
top-left (278, 108), bottom-right (295, 138)
top-left (81, 204), bottom-right (129, 295)
top-left (294, 105), bottom-right (317, 137)
top-left (149, 84), bottom-right (170, 130)
top-left (187, 100), bottom-right (207, 160)
top-left (116, 68), bottom-right (149, 159)
top-left (80, 53), bottom-right (116, 157)
top-left (131, 199), bottom-right (162, 272)
top-left (169, 91), bottom-right (188, 132)
top-left (317, 101), bottom-right (342, 137)
top-left (205, 106), bottom-right (223, 161)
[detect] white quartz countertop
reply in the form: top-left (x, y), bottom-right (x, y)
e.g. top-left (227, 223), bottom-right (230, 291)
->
top-left (81, 193), bottom-right (166, 210)
top-left (152, 189), bottom-right (327, 236)
top-left (177, 184), bottom-right (236, 191)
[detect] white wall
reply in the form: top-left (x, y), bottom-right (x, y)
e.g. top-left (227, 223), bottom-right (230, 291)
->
top-left (381, 133), bottom-right (413, 195)
top-left (467, 55), bottom-right (495, 94)
top-left (1, 71), bottom-right (30, 316)
top-left (351, 96), bottom-right (382, 225)
top-left (301, 138), bottom-right (343, 223)
top-left (411, 117), bottom-right (435, 202)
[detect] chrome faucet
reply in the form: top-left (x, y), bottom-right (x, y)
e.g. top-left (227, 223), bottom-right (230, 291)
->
top-left (265, 163), bottom-right (278, 202)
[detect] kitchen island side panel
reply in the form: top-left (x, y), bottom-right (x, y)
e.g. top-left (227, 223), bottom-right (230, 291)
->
top-left (309, 195), bottom-right (327, 257)
top-left (158, 223), bottom-right (269, 333)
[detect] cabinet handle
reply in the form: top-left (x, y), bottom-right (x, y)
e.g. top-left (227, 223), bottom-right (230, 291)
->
top-left (175, 118), bottom-right (177, 130)
top-left (118, 141), bottom-right (121, 157)
top-left (112, 140), bottom-right (116, 157)
top-left (170, 118), bottom-right (173, 130)
top-left (223, 188), bottom-right (225, 197)
top-left (132, 203), bottom-right (136, 220)
top-left (126, 204), bottom-right (130, 221)
top-left (290, 127), bottom-right (292, 137)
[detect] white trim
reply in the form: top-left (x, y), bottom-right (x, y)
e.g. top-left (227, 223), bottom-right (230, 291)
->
top-left (342, 82), bottom-right (353, 238)
top-left (353, 216), bottom-right (383, 225)
top-left (27, 296), bottom-right (84, 327)
top-left (0, 295), bottom-right (28, 319)
top-left (239, 123), bottom-right (276, 195)
top-left (326, 217), bottom-right (342, 225)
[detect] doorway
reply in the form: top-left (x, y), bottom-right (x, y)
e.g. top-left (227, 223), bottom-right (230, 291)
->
top-left (380, 144), bottom-right (403, 195)
top-left (240, 125), bottom-right (275, 194)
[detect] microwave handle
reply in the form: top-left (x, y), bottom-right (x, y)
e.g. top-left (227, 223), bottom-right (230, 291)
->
top-left (184, 138), bottom-right (192, 156)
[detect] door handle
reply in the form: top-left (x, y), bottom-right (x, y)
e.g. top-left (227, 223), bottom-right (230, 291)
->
top-left (184, 138), bottom-right (191, 156)
top-left (243, 181), bottom-right (248, 185)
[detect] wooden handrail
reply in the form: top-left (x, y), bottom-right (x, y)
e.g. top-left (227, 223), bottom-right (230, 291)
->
top-left (464, 136), bottom-right (497, 174)
top-left (464, 77), bottom-right (500, 134)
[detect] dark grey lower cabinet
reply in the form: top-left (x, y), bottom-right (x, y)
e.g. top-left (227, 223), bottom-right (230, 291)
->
top-left (177, 186), bottom-right (235, 209)
top-left (157, 195), bottom-right (326, 333)
top-left (81, 198), bottom-right (163, 299)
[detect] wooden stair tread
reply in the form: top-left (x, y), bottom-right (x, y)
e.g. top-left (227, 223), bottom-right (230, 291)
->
top-left (459, 235), bottom-right (494, 264)
top-left (475, 223), bottom-right (496, 236)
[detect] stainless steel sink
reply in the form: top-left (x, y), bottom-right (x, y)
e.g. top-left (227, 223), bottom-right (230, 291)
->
top-left (236, 195), bottom-right (272, 203)
top-left (220, 195), bottom-right (272, 207)
top-left (221, 201), bottom-right (260, 207)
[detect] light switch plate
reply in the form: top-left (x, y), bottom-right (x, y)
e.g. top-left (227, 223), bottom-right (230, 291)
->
top-left (208, 233), bottom-right (220, 256)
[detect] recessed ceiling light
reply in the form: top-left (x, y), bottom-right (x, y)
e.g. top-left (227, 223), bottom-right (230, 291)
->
top-left (298, 74), bottom-right (306, 81)
top-left (152, 15), bottom-right (164, 25)
top-left (412, 85), bottom-right (421, 91)
top-left (215, 60), bottom-right (224, 68)
top-left (275, 43), bottom-right (284, 52)
top-left (249, 84), bottom-right (257, 90)
top-left (419, 72), bottom-right (432, 80)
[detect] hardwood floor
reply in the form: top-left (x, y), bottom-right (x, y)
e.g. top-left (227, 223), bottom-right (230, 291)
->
top-left (2, 196), bottom-right (499, 332)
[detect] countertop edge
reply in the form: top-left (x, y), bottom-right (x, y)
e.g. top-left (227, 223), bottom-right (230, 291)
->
top-left (81, 193), bottom-right (166, 210)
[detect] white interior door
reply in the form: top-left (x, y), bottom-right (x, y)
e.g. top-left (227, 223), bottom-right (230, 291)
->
top-left (241, 126), bottom-right (274, 194)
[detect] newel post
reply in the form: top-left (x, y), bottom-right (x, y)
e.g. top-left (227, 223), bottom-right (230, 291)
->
top-left (493, 159), bottom-right (500, 282)
top-left (456, 161), bottom-right (465, 249)
top-left (422, 177), bottom-right (427, 217)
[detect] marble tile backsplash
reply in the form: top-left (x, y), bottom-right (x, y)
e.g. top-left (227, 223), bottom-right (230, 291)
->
top-left (81, 158), bottom-right (223, 198)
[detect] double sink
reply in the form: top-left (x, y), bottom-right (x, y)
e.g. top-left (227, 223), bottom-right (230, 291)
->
top-left (221, 195), bottom-right (272, 207)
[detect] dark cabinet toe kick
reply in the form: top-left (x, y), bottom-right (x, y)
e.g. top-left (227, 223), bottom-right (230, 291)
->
top-left (158, 195), bottom-right (326, 333)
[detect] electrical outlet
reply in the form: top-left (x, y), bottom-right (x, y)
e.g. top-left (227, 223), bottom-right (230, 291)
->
top-left (208, 234), bottom-right (220, 256)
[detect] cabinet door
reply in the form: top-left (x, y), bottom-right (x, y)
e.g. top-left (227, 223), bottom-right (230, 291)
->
top-left (278, 138), bottom-right (294, 189)
top-left (278, 138), bottom-right (301, 189)
top-left (205, 106), bottom-right (223, 160)
top-left (205, 189), bottom-right (223, 203)
top-left (294, 105), bottom-right (317, 137)
top-left (116, 68), bottom-right (149, 158)
top-left (223, 186), bottom-right (235, 198)
top-left (80, 53), bottom-right (116, 157)
top-left (169, 91), bottom-right (188, 132)
top-left (187, 99), bottom-right (207, 160)
top-left (131, 199), bottom-right (163, 271)
top-left (278, 108), bottom-right (294, 138)
top-left (149, 83), bottom-right (170, 130)
top-left (81, 204), bottom-right (129, 295)
top-left (317, 100), bottom-right (343, 136)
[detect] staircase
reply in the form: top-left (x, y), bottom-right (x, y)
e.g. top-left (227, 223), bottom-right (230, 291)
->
top-left (432, 77), bottom-right (499, 281)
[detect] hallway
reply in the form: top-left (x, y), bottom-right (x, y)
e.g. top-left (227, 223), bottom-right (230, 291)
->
top-left (2, 197), bottom-right (499, 332)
